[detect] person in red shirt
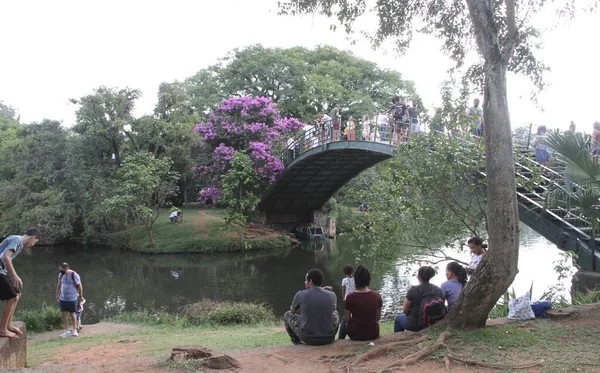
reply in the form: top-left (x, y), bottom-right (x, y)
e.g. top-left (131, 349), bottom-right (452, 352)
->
top-left (344, 265), bottom-right (383, 341)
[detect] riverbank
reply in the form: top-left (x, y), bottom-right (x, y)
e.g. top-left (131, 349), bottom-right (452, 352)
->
top-left (21, 304), bottom-right (600, 372)
top-left (105, 208), bottom-right (296, 254)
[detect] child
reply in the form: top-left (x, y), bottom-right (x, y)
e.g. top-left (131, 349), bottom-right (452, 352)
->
top-left (75, 296), bottom-right (86, 331)
top-left (338, 265), bottom-right (355, 339)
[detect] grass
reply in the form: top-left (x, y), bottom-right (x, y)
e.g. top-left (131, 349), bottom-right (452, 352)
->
top-left (105, 207), bottom-right (294, 253)
top-left (15, 305), bottom-right (62, 333)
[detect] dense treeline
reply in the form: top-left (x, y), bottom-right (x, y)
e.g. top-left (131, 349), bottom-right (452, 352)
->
top-left (0, 45), bottom-right (419, 244)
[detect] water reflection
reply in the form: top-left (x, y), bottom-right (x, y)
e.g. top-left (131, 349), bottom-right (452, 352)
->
top-left (16, 223), bottom-right (572, 323)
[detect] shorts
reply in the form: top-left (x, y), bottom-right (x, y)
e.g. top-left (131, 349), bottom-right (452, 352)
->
top-left (59, 300), bottom-right (77, 313)
top-left (535, 148), bottom-right (551, 162)
top-left (0, 274), bottom-right (19, 301)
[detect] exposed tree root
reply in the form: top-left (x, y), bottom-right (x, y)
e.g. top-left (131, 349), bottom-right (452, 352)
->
top-left (352, 335), bottom-right (430, 365)
top-left (378, 331), bottom-right (451, 373)
top-left (443, 355), bottom-right (451, 370)
top-left (446, 355), bottom-right (543, 369)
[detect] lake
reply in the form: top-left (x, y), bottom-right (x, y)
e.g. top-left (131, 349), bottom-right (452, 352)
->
top-left (15, 223), bottom-right (573, 323)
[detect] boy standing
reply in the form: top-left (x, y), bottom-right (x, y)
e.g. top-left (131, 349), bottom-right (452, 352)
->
top-left (56, 263), bottom-right (83, 337)
top-left (0, 227), bottom-right (41, 339)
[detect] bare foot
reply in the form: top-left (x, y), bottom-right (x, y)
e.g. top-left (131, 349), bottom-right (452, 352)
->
top-left (8, 325), bottom-right (23, 335)
top-left (0, 330), bottom-right (18, 339)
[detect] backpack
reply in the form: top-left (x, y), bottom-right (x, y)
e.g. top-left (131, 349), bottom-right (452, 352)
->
top-left (417, 287), bottom-right (447, 328)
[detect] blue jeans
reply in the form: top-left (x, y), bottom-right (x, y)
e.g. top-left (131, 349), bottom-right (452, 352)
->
top-left (394, 314), bottom-right (408, 332)
top-left (338, 319), bottom-right (347, 339)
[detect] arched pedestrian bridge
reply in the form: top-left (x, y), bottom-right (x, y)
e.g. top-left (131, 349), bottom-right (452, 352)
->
top-left (259, 124), bottom-right (600, 272)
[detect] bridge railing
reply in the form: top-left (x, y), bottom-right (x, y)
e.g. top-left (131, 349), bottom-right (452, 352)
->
top-left (281, 118), bottom-right (421, 166)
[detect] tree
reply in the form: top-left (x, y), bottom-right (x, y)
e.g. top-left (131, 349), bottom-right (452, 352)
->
top-left (221, 152), bottom-right (261, 245)
top-left (71, 86), bottom-right (141, 166)
top-left (103, 152), bottom-right (179, 245)
top-left (185, 45), bottom-right (422, 122)
top-left (278, 0), bottom-right (583, 330)
top-left (195, 96), bottom-right (303, 206)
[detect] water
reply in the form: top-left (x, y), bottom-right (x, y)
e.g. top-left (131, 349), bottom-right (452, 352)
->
top-left (15, 223), bottom-right (573, 323)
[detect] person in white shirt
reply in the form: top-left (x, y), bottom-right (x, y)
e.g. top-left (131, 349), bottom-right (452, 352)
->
top-left (375, 112), bottom-right (388, 142)
top-left (466, 237), bottom-right (487, 275)
top-left (338, 265), bottom-right (355, 339)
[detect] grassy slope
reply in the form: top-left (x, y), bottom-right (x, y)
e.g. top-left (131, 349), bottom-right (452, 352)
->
top-left (106, 208), bottom-right (293, 254)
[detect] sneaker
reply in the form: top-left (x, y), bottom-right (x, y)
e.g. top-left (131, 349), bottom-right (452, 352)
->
top-left (76, 326), bottom-right (82, 331)
top-left (59, 331), bottom-right (71, 338)
top-left (71, 329), bottom-right (78, 337)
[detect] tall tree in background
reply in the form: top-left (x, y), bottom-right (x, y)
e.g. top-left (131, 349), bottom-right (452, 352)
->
top-left (278, 0), bottom-right (584, 328)
top-left (185, 45), bottom-right (422, 122)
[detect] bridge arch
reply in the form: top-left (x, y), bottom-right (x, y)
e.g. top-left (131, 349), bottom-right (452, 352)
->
top-left (259, 140), bottom-right (394, 223)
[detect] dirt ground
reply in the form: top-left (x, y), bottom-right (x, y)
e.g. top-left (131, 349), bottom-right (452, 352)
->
top-left (14, 305), bottom-right (600, 373)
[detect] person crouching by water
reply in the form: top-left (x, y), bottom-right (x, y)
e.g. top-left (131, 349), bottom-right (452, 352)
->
top-left (284, 268), bottom-right (339, 345)
top-left (441, 262), bottom-right (468, 311)
top-left (394, 266), bottom-right (445, 332)
top-left (466, 237), bottom-right (487, 275)
top-left (343, 265), bottom-right (382, 341)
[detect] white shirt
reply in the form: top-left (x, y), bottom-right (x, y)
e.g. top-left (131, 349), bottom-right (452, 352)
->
top-left (468, 253), bottom-right (485, 270)
top-left (169, 211), bottom-right (178, 218)
top-left (376, 114), bottom-right (387, 125)
top-left (342, 277), bottom-right (356, 300)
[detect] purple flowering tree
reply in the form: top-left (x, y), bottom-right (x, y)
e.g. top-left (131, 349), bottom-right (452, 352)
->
top-left (194, 96), bottom-right (304, 207)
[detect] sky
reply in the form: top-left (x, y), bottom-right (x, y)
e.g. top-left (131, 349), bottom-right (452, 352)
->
top-left (1, 0), bottom-right (599, 132)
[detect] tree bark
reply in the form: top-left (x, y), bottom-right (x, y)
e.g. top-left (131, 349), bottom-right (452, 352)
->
top-left (449, 0), bottom-right (520, 328)
top-left (182, 173), bottom-right (189, 208)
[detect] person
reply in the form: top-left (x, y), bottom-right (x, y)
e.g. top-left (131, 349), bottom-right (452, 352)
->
top-left (329, 104), bottom-right (341, 141)
top-left (466, 237), bottom-right (487, 275)
top-left (362, 116), bottom-right (371, 141)
top-left (0, 228), bottom-right (41, 339)
top-left (408, 101), bottom-right (420, 134)
top-left (376, 111), bottom-right (388, 142)
top-left (284, 268), bottom-right (338, 346)
top-left (322, 113), bottom-right (332, 143)
top-left (390, 96), bottom-right (408, 144)
top-left (394, 266), bottom-right (444, 332)
top-left (169, 210), bottom-right (179, 223)
top-left (344, 265), bottom-right (382, 341)
top-left (532, 125), bottom-right (552, 167)
top-left (75, 296), bottom-right (86, 331)
top-left (56, 262), bottom-right (83, 337)
top-left (440, 262), bottom-right (468, 311)
top-left (592, 122), bottom-right (600, 158)
top-left (568, 121), bottom-right (576, 133)
top-left (467, 98), bottom-right (483, 136)
top-left (347, 116), bottom-right (356, 141)
top-left (338, 265), bottom-right (355, 339)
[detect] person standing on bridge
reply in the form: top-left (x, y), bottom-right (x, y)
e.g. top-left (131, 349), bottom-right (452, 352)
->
top-left (376, 110), bottom-right (388, 142)
top-left (329, 104), bottom-right (341, 141)
top-left (532, 125), bottom-right (552, 167)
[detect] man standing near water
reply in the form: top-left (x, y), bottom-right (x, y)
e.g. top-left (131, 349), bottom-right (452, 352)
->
top-left (284, 268), bottom-right (339, 346)
top-left (56, 262), bottom-right (83, 337)
top-left (0, 227), bottom-right (41, 339)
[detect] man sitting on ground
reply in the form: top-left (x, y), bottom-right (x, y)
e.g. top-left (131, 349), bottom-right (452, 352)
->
top-left (284, 268), bottom-right (339, 346)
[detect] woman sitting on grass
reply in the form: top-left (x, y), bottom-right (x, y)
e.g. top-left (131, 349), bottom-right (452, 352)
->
top-left (343, 265), bottom-right (382, 341)
top-left (441, 262), bottom-right (467, 311)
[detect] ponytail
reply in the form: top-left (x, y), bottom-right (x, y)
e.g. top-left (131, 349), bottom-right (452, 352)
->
top-left (447, 262), bottom-right (468, 287)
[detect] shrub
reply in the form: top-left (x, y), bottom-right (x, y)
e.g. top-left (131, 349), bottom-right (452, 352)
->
top-left (571, 290), bottom-right (600, 306)
top-left (182, 300), bottom-right (274, 326)
top-left (111, 310), bottom-right (182, 326)
top-left (15, 305), bottom-right (62, 333)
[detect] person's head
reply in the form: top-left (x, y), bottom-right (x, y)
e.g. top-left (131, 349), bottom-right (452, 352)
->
top-left (353, 265), bottom-right (371, 289)
top-left (537, 125), bottom-right (547, 135)
top-left (569, 121), bottom-right (576, 132)
top-left (417, 266), bottom-right (436, 284)
top-left (473, 98), bottom-right (480, 107)
top-left (594, 121), bottom-right (600, 131)
top-left (305, 268), bottom-right (324, 288)
top-left (446, 262), bottom-right (468, 286)
top-left (343, 265), bottom-right (354, 277)
top-left (59, 262), bottom-right (70, 275)
top-left (392, 96), bottom-right (400, 104)
top-left (467, 237), bottom-right (487, 255)
top-left (23, 227), bottom-right (41, 248)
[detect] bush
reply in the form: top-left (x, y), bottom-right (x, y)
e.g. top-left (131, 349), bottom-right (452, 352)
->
top-left (183, 299), bottom-right (274, 326)
top-left (111, 310), bottom-right (182, 326)
top-left (15, 305), bottom-right (62, 333)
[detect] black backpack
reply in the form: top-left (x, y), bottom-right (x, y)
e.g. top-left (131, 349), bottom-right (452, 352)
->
top-left (417, 287), bottom-right (447, 328)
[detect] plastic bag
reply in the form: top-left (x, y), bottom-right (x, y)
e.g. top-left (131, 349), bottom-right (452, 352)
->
top-left (507, 292), bottom-right (536, 321)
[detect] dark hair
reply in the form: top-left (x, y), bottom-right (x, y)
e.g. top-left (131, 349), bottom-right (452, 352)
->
top-left (343, 265), bottom-right (354, 276)
top-left (467, 237), bottom-right (488, 250)
top-left (25, 227), bottom-right (41, 237)
top-left (447, 262), bottom-right (468, 287)
top-left (537, 125), bottom-right (547, 135)
top-left (417, 266), bottom-right (436, 282)
top-left (59, 262), bottom-right (70, 269)
top-left (594, 122), bottom-right (600, 131)
top-left (306, 268), bottom-right (324, 286)
top-left (353, 265), bottom-right (371, 289)
top-left (392, 96), bottom-right (400, 104)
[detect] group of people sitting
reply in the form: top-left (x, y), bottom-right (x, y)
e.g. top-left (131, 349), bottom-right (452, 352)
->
top-left (283, 237), bottom-right (487, 345)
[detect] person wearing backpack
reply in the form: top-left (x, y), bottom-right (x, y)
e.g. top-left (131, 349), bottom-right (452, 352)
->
top-left (394, 266), bottom-right (446, 332)
top-left (56, 262), bottom-right (83, 337)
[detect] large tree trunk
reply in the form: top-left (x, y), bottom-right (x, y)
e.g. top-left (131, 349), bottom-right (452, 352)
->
top-left (449, 0), bottom-right (520, 328)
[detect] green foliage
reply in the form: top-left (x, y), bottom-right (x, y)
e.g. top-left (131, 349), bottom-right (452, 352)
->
top-left (221, 152), bottom-right (261, 245)
top-left (15, 305), bottom-right (62, 333)
top-left (571, 290), bottom-right (600, 306)
top-left (186, 45), bottom-right (422, 122)
top-left (110, 300), bottom-right (274, 327)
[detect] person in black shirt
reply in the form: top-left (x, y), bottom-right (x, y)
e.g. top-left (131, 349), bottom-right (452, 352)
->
top-left (394, 266), bottom-right (442, 332)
